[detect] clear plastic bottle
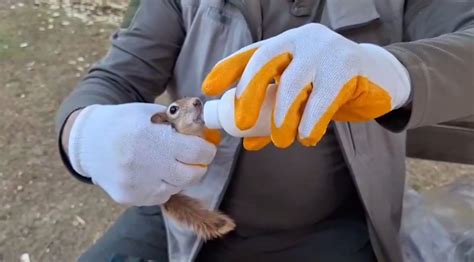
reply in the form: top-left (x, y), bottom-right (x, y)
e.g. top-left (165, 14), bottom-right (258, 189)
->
top-left (203, 84), bottom-right (277, 137)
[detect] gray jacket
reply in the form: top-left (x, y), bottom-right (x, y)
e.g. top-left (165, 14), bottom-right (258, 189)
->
top-left (56, 0), bottom-right (474, 261)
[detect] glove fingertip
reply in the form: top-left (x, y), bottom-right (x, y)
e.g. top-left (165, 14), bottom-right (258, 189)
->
top-left (202, 76), bottom-right (227, 96)
top-left (243, 137), bottom-right (271, 151)
top-left (271, 135), bottom-right (294, 149)
top-left (202, 48), bottom-right (259, 97)
top-left (235, 96), bottom-right (261, 131)
top-left (203, 128), bottom-right (222, 145)
top-left (298, 136), bottom-right (319, 147)
top-left (297, 125), bottom-right (327, 147)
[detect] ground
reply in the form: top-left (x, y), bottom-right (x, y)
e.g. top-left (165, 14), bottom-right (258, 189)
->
top-left (0, 2), bottom-right (122, 261)
top-left (0, 2), bottom-right (473, 262)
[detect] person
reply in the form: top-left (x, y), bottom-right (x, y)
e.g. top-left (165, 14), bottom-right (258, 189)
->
top-left (55, 0), bottom-right (474, 261)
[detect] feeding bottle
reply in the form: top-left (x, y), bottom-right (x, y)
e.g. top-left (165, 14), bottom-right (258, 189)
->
top-left (203, 84), bottom-right (277, 137)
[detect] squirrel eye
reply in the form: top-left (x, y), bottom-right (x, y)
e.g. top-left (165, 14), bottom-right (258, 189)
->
top-left (169, 105), bottom-right (179, 115)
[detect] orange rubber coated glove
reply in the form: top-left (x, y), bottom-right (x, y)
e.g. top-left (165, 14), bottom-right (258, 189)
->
top-left (202, 23), bottom-right (411, 150)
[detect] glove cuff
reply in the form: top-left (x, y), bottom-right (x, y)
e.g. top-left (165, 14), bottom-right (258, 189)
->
top-left (68, 105), bottom-right (100, 178)
top-left (359, 43), bottom-right (412, 110)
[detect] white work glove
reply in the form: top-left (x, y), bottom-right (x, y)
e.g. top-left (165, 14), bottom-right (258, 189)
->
top-left (67, 103), bottom-right (217, 206)
top-left (203, 23), bottom-right (411, 150)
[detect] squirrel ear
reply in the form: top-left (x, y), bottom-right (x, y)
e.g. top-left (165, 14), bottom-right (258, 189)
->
top-left (151, 112), bottom-right (168, 123)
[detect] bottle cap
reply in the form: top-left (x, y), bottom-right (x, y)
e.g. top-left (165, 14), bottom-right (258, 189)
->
top-left (203, 100), bottom-right (222, 129)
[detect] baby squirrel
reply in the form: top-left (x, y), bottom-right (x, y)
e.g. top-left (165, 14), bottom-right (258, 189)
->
top-left (150, 97), bottom-right (235, 240)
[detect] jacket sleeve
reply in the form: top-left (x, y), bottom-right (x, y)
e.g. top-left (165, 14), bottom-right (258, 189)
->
top-left (55, 0), bottom-right (185, 182)
top-left (377, 0), bottom-right (474, 131)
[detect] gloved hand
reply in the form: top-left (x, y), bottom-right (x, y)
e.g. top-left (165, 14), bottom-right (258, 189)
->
top-left (202, 23), bottom-right (411, 150)
top-left (66, 103), bottom-right (217, 206)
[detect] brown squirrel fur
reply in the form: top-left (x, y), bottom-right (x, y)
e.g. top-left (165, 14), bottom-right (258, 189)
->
top-left (150, 97), bottom-right (235, 240)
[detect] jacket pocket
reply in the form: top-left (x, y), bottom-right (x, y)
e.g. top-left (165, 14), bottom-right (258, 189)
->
top-left (325, 0), bottom-right (381, 32)
top-left (324, 0), bottom-right (405, 45)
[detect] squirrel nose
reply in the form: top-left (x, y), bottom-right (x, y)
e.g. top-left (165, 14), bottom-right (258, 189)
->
top-left (193, 98), bottom-right (202, 108)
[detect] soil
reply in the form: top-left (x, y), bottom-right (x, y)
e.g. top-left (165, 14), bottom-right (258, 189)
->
top-left (1, 2), bottom-right (122, 261)
top-left (0, 1), bottom-right (473, 261)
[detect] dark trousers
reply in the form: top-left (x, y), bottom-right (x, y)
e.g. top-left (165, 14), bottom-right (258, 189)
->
top-left (79, 201), bottom-right (375, 262)
top-left (79, 206), bottom-right (168, 262)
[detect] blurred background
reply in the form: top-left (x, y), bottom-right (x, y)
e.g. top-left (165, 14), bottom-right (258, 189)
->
top-left (0, 1), bottom-right (473, 261)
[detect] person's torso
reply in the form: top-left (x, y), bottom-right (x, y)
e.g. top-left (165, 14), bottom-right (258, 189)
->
top-left (168, 0), bottom-right (404, 100)
top-left (219, 0), bottom-right (353, 233)
top-left (164, 1), bottom-right (408, 261)
top-left (170, 0), bottom-right (404, 231)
